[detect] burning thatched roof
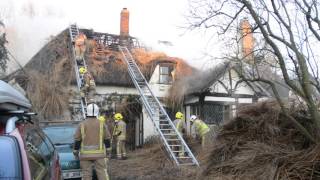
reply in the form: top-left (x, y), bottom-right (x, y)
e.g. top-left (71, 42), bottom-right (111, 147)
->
top-left (10, 28), bottom-right (195, 88)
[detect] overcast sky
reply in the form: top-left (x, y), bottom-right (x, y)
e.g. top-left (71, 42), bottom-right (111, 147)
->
top-left (0, 0), bottom-right (223, 73)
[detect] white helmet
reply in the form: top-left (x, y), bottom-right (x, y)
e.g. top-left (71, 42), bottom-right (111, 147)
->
top-left (190, 115), bottom-right (197, 122)
top-left (87, 103), bottom-right (99, 117)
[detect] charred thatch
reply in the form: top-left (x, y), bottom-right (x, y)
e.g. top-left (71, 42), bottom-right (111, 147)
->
top-left (5, 29), bottom-right (73, 120)
top-left (24, 58), bottom-right (72, 121)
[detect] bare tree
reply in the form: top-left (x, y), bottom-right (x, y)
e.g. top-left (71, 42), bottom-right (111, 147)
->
top-left (0, 20), bottom-right (8, 73)
top-left (187, 0), bottom-right (320, 142)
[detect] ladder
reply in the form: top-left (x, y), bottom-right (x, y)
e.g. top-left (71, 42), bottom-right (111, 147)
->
top-left (119, 46), bottom-right (199, 166)
top-left (68, 24), bottom-right (88, 120)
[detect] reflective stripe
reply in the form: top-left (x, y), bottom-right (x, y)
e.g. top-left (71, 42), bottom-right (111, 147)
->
top-left (80, 122), bottom-right (105, 154)
top-left (104, 158), bottom-right (109, 180)
top-left (100, 121), bottom-right (103, 150)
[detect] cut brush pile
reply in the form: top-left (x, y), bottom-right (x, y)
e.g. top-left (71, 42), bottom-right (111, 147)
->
top-left (200, 100), bottom-right (320, 180)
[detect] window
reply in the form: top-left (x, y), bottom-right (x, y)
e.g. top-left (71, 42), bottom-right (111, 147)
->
top-left (25, 130), bottom-right (50, 180)
top-left (203, 103), bottom-right (224, 124)
top-left (0, 136), bottom-right (22, 179)
top-left (159, 66), bottom-right (173, 84)
top-left (190, 105), bottom-right (200, 116)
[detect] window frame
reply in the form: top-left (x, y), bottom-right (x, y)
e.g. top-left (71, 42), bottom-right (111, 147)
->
top-left (158, 64), bottom-right (173, 85)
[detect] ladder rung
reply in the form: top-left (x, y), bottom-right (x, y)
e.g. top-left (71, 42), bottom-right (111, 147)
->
top-left (169, 145), bottom-right (181, 146)
top-left (177, 156), bottom-right (192, 159)
top-left (166, 139), bottom-right (179, 141)
top-left (163, 134), bottom-right (176, 136)
top-left (179, 163), bottom-right (196, 166)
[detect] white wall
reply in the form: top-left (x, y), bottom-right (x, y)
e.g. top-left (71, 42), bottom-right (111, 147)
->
top-left (185, 106), bottom-right (191, 134)
top-left (142, 106), bottom-right (158, 140)
top-left (148, 65), bottom-right (172, 98)
top-left (209, 69), bottom-right (255, 95)
top-left (95, 85), bottom-right (139, 95)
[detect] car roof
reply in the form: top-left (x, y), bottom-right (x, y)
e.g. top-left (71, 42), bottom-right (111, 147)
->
top-left (0, 80), bottom-right (31, 111)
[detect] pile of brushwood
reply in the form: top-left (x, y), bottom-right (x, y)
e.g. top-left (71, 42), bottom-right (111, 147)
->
top-left (109, 137), bottom-right (197, 180)
top-left (200, 100), bottom-right (320, 180)
top-left (110, 100), bottom-right (320, 179)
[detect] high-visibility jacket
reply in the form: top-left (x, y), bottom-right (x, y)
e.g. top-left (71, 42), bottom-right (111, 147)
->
top-left (75, 34), bottom-right (87, 46)
top-left (193, 119), bottom-right (210, 137)
top-left (114, 120), bottom-right (126, 141)
top-left (74, 117), bottom-right (111, 160)
top-left (173, 119), bottom-right (185, 133)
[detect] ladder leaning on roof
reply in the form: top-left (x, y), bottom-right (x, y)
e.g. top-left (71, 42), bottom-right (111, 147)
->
top-left (119, 46), bottom-right (199, 166)
top-left (68, 24), bottom-right (88, 120)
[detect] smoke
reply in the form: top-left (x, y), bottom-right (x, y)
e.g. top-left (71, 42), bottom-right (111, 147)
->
top-left (0, 0), bottom-right (67, 74)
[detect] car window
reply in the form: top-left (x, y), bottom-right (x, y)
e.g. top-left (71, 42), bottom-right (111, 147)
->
top-left (0, 136), bottom-right (22, 179)
top-left (43, 126), bottom-right (76, 145)
top-left (25, 129), bottom-right (50, 180)
top-left (41, 132), bottom-right (55, 155)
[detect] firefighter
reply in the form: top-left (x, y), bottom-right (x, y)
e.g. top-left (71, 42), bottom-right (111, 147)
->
top-left (79, 67), bottom-right (87, 98)
top-left (113, 113), bottom-right (127, 160)
top-left (84, 71), bottom-right (96, 100)
top-left (190, 115), bottom-right (210, 148)
top-left (73, 103), bottom-right (111, 180)
top-left (78, 67), bottom-right (96, 100)
top-left (74, 32), bottom-right (87, 64)
top-left (173, 112), bottom-right (186, 157)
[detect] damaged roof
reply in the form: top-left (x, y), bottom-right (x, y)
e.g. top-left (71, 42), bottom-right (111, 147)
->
top-left (9, 28), bottom-right (195, 88)
top-left (168, 61), bottom-right (289, 104)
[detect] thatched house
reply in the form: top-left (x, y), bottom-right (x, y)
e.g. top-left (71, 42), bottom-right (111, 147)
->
top-left (168, 62), bottom-right (274, 133)
top-left (6, 26), bottom-right (195, 148)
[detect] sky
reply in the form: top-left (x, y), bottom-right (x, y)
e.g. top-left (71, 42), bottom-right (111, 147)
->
top-left (0, 0), bottom-right (223, 73)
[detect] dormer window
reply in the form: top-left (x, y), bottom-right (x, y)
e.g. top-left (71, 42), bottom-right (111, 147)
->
top-left (159, 65), bottom-right (173, 84)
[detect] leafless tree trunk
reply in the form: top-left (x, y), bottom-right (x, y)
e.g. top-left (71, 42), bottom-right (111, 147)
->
top-left (0, 20), bottom-right (8, 73)
top-left (187, 0), bottom-right (320, 142)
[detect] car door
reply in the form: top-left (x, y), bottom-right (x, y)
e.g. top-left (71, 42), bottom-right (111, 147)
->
top-left (0, 136), bottom-right (23, 180)
top-left (39, 130), bottom-right (62, 180)
top-left (25, 129), bottom-right (52, 180)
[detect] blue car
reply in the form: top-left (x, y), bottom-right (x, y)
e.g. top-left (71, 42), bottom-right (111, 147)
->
top-left (42, 123), bottom-right (81, 180)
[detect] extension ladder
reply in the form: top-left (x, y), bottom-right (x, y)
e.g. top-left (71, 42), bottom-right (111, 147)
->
top-left (119, 46), bottom-right (199, 166)
top-left (68, 24), bottom-right (88, 120)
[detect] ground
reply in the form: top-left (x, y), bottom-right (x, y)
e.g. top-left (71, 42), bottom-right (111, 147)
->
top-left (109, 140), bottom-right (200, 180)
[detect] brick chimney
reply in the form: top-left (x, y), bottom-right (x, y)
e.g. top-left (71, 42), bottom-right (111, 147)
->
top-left (120, 8), bottom-right (129, 38)
top-left (240, 18), bottom-right (254, 63)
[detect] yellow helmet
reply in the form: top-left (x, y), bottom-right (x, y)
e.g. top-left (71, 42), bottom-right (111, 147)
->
top-left (79, 67), bottom-right (87, 74)
top-left (98, 115), bottom-right (105, 122)
top-left (114, 113), bottom-right (123, 121)
top-left (175, 112), bottom-right (183, 119)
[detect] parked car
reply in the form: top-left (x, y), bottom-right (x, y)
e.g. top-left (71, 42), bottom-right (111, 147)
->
top-left (0, 80), bottom-right (62, 180)
top-left (42, 123), bottom-right (82, 180)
